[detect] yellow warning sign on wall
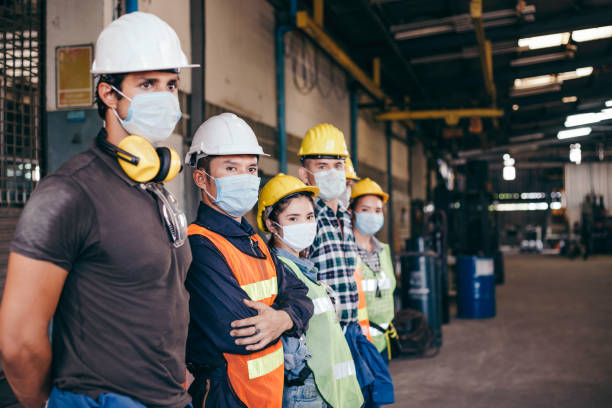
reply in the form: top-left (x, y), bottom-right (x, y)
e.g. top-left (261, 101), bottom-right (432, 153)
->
top-left (56, 45), bottom-right (93, 108)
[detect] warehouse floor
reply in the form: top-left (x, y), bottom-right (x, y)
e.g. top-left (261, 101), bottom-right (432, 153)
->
top-left (389, 254), bottom-right (612, 408)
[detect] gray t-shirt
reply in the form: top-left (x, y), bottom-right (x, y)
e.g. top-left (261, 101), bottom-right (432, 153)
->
top-left (10, 137), bottom-right (192, 408)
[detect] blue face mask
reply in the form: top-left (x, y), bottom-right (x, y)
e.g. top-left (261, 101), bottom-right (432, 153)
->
top-left (203, 171), bottom-right (261, 218)
top-left (355, 212), bottom-right (384, 236)
top-left (112, 86), bottom-right (181, 144)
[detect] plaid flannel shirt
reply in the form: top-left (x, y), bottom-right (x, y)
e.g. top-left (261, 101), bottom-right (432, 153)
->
top-left (306, 197), bottom-right (359, 325)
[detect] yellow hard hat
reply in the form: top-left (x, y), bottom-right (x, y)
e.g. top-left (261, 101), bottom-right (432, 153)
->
top-left (257, 173), bottom-right (319, 233)
top-left (350, 177), bottom-right (389, 203)
top-left (345, 157), bottom-right (360, 181)
top-left (298, 123), bottom-right (349, 157)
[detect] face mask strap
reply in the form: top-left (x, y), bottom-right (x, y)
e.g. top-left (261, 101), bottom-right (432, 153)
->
top-left (198, 168), bottom-right (218, 202)
top-left (110, 85), bottom-right (132, 102)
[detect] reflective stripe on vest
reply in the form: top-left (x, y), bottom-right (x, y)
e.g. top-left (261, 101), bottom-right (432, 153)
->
top-left (188, 224), bottom-right (284, 408)
top-left (278, 256), bottom-right (364, 408)
top-left (241, 277), bottom-right (278, 302)
top-left (358, 242), bottom-right (397, 353)
top-left (247, 346), bottom-right (284, 379)
top-left (312, 296), bottom-right (335, 315)
top-left (353, 265), bottom-right (373, 343)
top-left (362, 276), bottom-right (393, 292)
top-left (332, 360), bottom-right (356, 380)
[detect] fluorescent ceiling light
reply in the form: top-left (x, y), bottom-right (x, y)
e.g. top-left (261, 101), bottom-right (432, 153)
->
top-left (557, 66), bottom-right (593, 81)
top-left (562, 96), bottom-right (577, 103)
top-left (550, 202), bottom-right (562, 210)
top-left (518, 32), bottom-right (570, 49)
top-left (502, 166), bottom-right (516, 181)
top-left (514, 75), bottom-right (555, 89)
top-left (513, 67), bottom-right (593, 90)
top-left (521, 192), bottom-right (546, 199)
top-left (510, 84), bottom-right (561, 97)
top-left (565, 112), bottom-right (601, 127)
top-left (565, 108), bottom-right (612, 127)
top-left (606, 100), bottom-right (612, 107)
top-left (572, 25), bottom-right (612, 42)
top-left (492, 202), bottom-right (548, 211)
top-left (557, 127), bottom-right (592, 139)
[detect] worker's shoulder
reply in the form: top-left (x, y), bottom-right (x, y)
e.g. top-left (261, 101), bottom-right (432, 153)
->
top-left (52, 148), bottom-right (100, 179)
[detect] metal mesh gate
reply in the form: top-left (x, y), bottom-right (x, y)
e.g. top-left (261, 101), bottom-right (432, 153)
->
top-left (0, 0), bottom-right (43, 208)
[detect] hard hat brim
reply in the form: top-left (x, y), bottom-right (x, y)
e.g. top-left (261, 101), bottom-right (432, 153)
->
top-left (91, 63), bottom-right (200, 75)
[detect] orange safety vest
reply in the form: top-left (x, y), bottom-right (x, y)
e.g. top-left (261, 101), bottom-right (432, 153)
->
top-left (188, 224), bottom-right (284, 408)
top-left (354, 265), bottom-right (373, 343)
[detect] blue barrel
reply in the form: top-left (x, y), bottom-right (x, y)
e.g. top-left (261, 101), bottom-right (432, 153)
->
top-left (402, 237), bottom-right (442, 346)
top-left (457, 256), bottom-right (496, 318)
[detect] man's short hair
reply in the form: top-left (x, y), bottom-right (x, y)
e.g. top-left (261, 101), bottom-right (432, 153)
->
top-left (196, 155), bottom-right (215, 173)
top-left (95, 74), bottom-right (127, 119)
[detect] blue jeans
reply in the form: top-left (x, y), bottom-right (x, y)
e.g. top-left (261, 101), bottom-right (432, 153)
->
top-left (48, 387), bottom-right (193, 408)
top-left (283, 374), bottom-right (329, 408)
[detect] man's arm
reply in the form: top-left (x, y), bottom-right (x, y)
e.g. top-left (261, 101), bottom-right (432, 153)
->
top-left (231, 254), bottom-right (313, 347)
top-left (0, 253), bottom-right (67, 408)
top-left (187, 235), bottom-right (273, 355)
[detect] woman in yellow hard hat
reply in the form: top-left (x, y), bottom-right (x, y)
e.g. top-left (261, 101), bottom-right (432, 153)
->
top-left (258, 174), bottom-right (364, 408)
top-left (350, 178), bottom-right (397, 365)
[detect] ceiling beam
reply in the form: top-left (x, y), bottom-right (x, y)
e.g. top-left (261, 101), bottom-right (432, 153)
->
top-left (376, 108), bottom-right (504, 122)
top-left (470, 0), bottom-right (497, 102)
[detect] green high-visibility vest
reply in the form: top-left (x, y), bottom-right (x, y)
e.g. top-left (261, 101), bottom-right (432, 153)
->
top-left (358, 242), bottom-right (397, 353)
top-left (278, 256), bottom-right (364, 408)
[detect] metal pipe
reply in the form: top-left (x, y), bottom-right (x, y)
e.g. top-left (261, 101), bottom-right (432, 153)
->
top-left (376, 108), bottom-right (504, 121)
top-left (386, 122), bottom-right (394, 253)
top-left (350, 88), bottom-right (358, 171)
top-left (275, 0), bottom-right (297, 173)
top-left (471, 0), bottom-right (497, 102)
top-left (126, 0), bottom-right (138, 13)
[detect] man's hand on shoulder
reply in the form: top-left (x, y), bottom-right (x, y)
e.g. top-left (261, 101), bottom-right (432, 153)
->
top-left (229, 299), bottom-right (293, 351)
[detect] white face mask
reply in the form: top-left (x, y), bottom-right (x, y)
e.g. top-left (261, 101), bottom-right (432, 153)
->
top-left (274, 222), bottom-right (317, 252)
top-left (111, 86), bottom-right (181, 144)
top-left (308, 168), bottom-right (346, 201)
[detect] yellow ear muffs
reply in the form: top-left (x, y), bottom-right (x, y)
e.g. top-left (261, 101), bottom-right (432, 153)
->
top-left (152, 146), bottom-right (182, 183)
top-left (116, 135), bottom-right (161, 183)
top-left (97, 133), bottom-right (182, 183)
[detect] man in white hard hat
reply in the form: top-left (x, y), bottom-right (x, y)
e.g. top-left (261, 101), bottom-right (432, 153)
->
top-left (184, 113), bottom-right (313, 408)
top-left (0, 12), bottom-right (197, 408)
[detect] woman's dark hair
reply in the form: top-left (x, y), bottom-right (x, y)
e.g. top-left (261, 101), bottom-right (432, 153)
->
top-left (349, 195), bottom-right (366, 212)
top-left (266, 191), bottom-right (315, 248)
top-left (95, 74), bottom-right (127, 119)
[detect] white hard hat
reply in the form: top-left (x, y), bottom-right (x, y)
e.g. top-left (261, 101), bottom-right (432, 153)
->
top-left (91, 12), bottom-right (198, 74)
top-left (186, 113), bottom-right (269, 166)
